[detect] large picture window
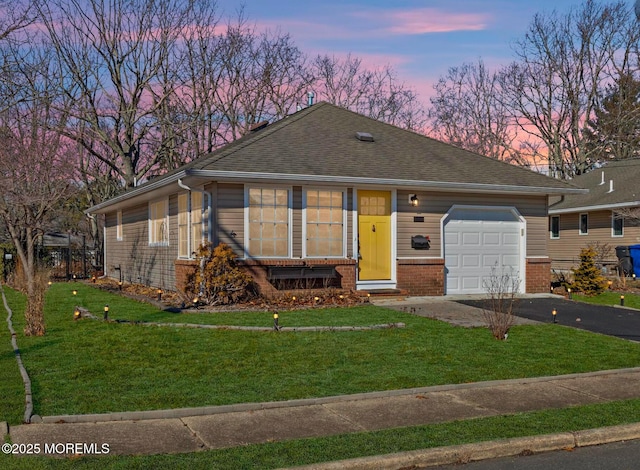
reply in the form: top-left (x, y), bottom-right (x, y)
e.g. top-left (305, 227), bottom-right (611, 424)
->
top-left (248, 187), bottom-right (290, 257)
top-left (305, 189), bottom-right (345, 257)
top-left (149, 199), bottom-right (168, 246)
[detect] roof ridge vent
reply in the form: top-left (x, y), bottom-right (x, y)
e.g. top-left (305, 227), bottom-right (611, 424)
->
top-left (355, 132), bottom-right (374, 142)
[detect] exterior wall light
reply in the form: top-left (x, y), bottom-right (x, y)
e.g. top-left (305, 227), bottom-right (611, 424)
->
top-left (409, 194), bottom-right (419, 207)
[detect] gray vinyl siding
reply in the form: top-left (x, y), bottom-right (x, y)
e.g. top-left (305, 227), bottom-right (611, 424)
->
top-left (104, 201), bottom-right (176, 289)
top-left (216, 183), bottom-right (245, 257)
top-left (396, 191), bottom-right (548, 258)
top-left (549, 210), bottom-right (640, 271)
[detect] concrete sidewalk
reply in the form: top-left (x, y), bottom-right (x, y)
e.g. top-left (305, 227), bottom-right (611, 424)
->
top-left (6, 368), bottom-right (640, 467)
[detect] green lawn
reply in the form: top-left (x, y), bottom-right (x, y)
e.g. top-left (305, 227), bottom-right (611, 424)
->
top-left (1, 282), bottom-right (639, 424)
top-left (2, 282), bottom-right (640, 469)
top-left (575, 290), bottom-right (640, 309)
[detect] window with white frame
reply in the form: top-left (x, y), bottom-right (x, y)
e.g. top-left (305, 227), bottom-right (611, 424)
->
top-left (178, 194), bottom-right (189, 257)
top-left (178, 192), bottom-right (205, 258)
top-left (149, 198), bottom-right (168, 246)
top-left (579, 213), bottom-right (588, 235)
top-left (305, 189), bottom-right (345, 257)
top-left (550, 215), bottom-right (559, 239)
top-left (612, 212), bottom-right (624, 237)
top-left (248, 187), bottom-right (289, 257)
top-left (116, 210), bottom-right (123, 241)
top-left (192, 191), bottom-right (203, 252)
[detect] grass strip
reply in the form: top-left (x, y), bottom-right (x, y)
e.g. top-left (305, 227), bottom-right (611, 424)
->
top-left (2, 398), bottom-right (640, 469)
top-left (575, 291), bottom-right (640, 309)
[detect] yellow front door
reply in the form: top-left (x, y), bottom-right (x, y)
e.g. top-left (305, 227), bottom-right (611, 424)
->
top-left (358, 190), bottom-right (391, 280)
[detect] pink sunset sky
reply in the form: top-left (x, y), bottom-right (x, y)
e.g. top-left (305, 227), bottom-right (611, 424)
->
top-left (215, 0), bottom-right (602, 104)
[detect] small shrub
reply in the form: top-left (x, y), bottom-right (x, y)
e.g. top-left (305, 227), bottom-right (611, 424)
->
top-left (571, 246), bottom-right (608, 296)
top-left (482, 267), bottom-right (520, 340)
top-left (192, 242), bottom-right (256, 305)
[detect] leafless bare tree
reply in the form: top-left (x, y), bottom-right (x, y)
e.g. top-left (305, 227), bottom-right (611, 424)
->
top-left (0, 41), bottom-right (74, 335)
top-left (36, 0), bottom-right (206, 189)
top-left (501, 0), bottom-right (640, 179)
top-left (311, 54), bottom-right (427, 131)
top-left (428, 59), bottom-right (531, 166)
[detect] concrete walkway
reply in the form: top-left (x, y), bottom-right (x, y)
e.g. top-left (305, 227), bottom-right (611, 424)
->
top-left (5, 295), bottom-right (640, 468)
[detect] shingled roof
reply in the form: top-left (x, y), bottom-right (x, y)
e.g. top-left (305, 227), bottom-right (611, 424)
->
top-left (549, 159), bottom-right (640, 213)
top-left (89, 102), bottom-right (583, 213)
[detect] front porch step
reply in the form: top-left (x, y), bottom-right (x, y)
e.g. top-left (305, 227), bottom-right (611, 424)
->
top-left (360, 288), bottom-right (409, 298)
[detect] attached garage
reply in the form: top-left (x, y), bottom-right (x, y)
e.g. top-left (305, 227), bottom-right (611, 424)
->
top-left (442, 206), bottom-right (525, 295)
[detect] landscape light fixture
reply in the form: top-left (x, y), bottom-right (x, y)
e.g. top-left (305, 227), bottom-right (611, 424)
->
top-left (409, 194), bottom-right (419, 207)
top-left (193, 297), bottom-right (199, 309)
top-left (621, 295), bottom-right (625, 307)
top-left (72, 290), bottom-right (77, 296)
top-left (103, 305), bottom-right (109, 320)
top-left (567, 288), bottom-right (572, 300)
top-left (74, 308), bottom-right (81, 321)
top-left (273, 312), bottom-right (279, 330)
top-left (157, 288), bottom-right (162, 301)
top-left (552, 309), bottom-right (557, 323)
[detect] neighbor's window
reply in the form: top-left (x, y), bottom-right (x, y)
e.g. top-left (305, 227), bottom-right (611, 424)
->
top-left (116, 210), bottom-right (123, 241)
top-left (248, 187), bottom-right (290, 257)
top-left (178, 192), bottom-right (205, 258)
top-left (612, 213), bottom-right (624, 237)
top-left (550, 216), bottom-right (559, 239)
top-left (305, 189), bottom-right (345, 257)
top-left (149, 198), bottom-right (168, 245)
top-left (579, 213), bottom-right (588, 235)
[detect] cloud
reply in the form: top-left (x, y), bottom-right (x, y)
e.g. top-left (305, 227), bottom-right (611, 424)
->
top-left (355, 8), bottom-right (490, 35)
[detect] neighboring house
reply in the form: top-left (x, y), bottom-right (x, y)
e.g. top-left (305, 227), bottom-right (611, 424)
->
top-left (549, 159), bottom-right (640, 273)
top-left (87, 102), bottom-right (583, 296)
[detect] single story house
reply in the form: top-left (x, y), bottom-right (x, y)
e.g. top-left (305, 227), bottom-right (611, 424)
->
top-left (549, 158), bottom-right (640, 273)
top-left (87, 102), bottom-right (583, 296)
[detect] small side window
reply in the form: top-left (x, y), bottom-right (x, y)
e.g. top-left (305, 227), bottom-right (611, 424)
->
top-left (612, 213), bottom-right (624, 237)
top-left (550, 216), bottom-right (559, 239)
top-left (116, 210), bottom-right (123, 241)
top-left (579, 213), bottom-right (588, 235)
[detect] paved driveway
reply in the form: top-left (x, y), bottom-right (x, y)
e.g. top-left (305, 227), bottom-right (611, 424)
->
top-left (457, 297), bottom-right (640, 342)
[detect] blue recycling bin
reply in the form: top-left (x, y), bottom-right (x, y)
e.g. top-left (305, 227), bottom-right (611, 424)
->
top-left (629, 244), bottom-right (640, 276)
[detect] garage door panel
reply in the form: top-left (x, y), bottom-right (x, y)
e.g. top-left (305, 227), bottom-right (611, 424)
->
top-left (462, 232), bottom-right (480, 245)
top-left (444, 209), bottom-right (523, 295)
top-left (483, 232), bottom-right (500, 245)
top-left (461, 277), bottom-right (480, 290)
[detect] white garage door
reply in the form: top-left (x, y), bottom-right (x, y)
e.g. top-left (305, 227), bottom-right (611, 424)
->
top-left (443, 207), bottom-right (523, 295)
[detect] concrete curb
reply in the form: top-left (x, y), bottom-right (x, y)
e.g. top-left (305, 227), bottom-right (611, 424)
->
top-left (286, 423), bottom-right (640, 470)
top-left (38, 367), bottom-right (640, 424)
